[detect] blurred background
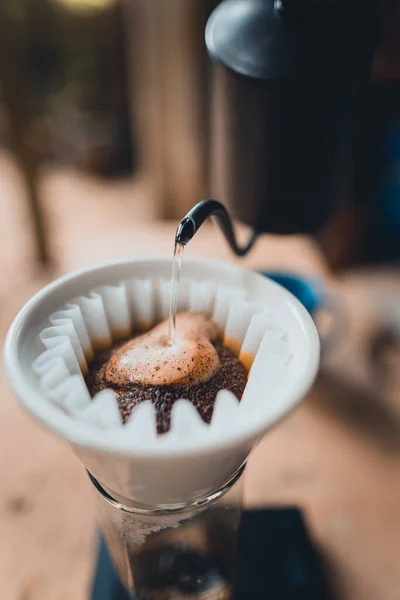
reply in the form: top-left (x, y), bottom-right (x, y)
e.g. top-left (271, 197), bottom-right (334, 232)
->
top-left (0, 0), bottom-right (400, 598)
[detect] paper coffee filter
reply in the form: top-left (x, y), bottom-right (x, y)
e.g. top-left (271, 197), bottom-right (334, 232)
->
top-left (4, 257), bottom-right (319, 505)
top-left (31, 279), bottom-right (287, 436)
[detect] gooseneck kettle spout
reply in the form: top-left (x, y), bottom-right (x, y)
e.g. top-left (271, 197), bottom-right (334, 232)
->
top-left (175, 200), bottom-right (258, 257)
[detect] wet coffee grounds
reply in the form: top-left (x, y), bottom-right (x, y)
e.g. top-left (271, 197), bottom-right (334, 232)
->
top-left (85, 338), bottom-right (248, 434)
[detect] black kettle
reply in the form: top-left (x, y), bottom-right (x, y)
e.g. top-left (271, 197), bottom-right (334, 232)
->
top-left (205, 0), bottom-right (380, 238)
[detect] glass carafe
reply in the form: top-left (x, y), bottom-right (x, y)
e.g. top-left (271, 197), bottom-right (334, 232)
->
top-left (90, 466), bottom-right (244, 600)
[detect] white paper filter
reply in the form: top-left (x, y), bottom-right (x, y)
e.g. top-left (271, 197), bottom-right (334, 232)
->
top-left (32, 278), bottom-right (288, 430)
top-left (4, 257), bottom-right (320, 506)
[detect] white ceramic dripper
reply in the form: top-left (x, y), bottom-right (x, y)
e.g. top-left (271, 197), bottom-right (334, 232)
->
top-left (4, 257), bottom-right (319, 507)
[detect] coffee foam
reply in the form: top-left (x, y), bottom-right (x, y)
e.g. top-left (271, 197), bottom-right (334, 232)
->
top-left (105, 311), bottom-right (222, 388)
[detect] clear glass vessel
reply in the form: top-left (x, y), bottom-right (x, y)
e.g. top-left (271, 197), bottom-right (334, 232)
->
top-left (90, 466), bottom-right (245, 600)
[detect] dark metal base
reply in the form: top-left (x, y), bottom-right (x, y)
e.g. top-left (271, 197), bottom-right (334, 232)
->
top-left (91, 507), bottom-right (333, 600)
top-left (91, 535), bottom-right (129, 600)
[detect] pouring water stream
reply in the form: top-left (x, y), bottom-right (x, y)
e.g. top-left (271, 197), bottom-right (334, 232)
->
top-left (168, 241), bottom-right (185, 344)
top-left (168, 200), bottom-right (257, 345)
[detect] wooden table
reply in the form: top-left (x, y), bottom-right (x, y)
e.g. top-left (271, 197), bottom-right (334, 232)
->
top-left (1, 188), bottom-right (400, 600)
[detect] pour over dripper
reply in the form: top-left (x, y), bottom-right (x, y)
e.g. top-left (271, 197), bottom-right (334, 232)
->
top-left (4, 256), bottom-right (319, 507)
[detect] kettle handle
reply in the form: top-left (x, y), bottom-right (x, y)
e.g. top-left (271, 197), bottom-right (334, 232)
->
top-left (175, 199), bottom-right (257, 257)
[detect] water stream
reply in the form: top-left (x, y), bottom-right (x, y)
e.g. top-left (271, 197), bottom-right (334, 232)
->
top-left (168, 241), bottom-right (185, 345)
